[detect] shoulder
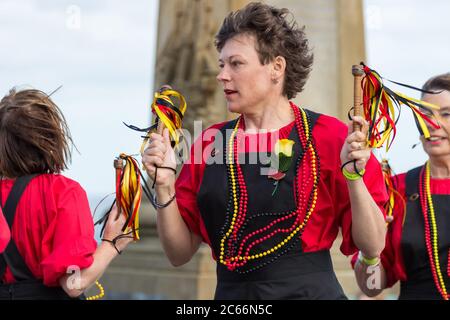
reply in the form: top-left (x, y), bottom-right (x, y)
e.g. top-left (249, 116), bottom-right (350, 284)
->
top-left (34, 174), bottom-right (86, 195)
top-left (392, 172), bottom-right (407, 189)
top-left (190, 119), bottom-right (238, 152)
top-left (393, 166), bottom-right (422, 197)
top-left (306, 111), bottom-right (348, 156)
top-left (311, 112), bottom-right (348, 140)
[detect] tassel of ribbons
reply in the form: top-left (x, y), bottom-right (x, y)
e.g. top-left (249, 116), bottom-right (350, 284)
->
top-left (381, 159), bottom-right (406, 225)
top-left (116, 87), bottom-right (187, 240)
top-left (114, 153), bottom-right (143, 240)
top-left (124, 88), bottom-right (187, 153)
top-left (359, 63), bottom-right (440, 151)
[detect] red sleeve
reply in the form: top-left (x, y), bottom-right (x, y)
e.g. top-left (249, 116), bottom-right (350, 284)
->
top-left (40, 180), bottom-right (97, 287)
top-left (0, 208), bottom-right (9, 253)
top-left (380, 173), bottom-right (407, 287)
top-left (324, 116), bottom-right (388, 256)
top-left (175, 156), bottom-right (203, 238)
top-left (175, 122), bottom-right (226, 244)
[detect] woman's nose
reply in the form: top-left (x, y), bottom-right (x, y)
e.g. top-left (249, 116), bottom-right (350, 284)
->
top-left (217, 67), bottom-right (230, 82)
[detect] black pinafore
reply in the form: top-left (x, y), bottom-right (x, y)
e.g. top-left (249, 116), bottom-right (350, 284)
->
top-left (0, 175), bottom-right (82, 300)
top-left (400, 167), bottom-right (450, 300)
top-left (197, 109), bottom-right (347, 300)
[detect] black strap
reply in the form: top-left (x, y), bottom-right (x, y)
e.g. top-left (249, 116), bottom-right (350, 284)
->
top-left (405, 166), bottom-right (422, 198)
top-left (0, 175), bottom-right (38, 282)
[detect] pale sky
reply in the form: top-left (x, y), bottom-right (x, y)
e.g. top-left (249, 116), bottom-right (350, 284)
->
top-left (0, 0), bottom-right (449, 206)
top-left (0, 0), bottom-right (159, 205)
top-left (364, 0), bottom-right (450, 174)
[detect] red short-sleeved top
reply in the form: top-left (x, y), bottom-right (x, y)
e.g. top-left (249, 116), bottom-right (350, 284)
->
top-left (175, 108), bottom-right (388, 259)
top-left (380, 172), bottom-right (450, 288)
top-left (0, 174), bottom-right (97, 286)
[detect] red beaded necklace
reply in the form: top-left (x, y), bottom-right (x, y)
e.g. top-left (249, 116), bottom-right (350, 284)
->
top-left (419, 162), bottom-right (450, 300)
top-left (219, 104), bottom-right (320, 272)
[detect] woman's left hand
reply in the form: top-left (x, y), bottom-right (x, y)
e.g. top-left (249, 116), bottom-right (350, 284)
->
top-left (340, 116), bottom-right (370, 174)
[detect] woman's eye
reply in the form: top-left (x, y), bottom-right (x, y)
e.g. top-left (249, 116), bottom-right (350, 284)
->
top-left (231, 61), bottom-right (242, 67)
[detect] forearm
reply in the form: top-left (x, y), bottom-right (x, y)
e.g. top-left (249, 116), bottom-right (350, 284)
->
top-left (348, 179), bottom-right (386, 258)
top-left (59, 242), bottom-right (118, 297)
top-left (155, 184), bottom-right (200, 266)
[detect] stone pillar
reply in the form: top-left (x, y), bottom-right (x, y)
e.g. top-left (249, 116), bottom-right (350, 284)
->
top-left (337, 0), bottom-right (366, 121)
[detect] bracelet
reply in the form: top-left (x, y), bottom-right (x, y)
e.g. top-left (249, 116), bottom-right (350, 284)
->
top-left (157, 166), bottom-right (177, 175)
top-left (358, 251), bottom-right (380, 266)
top-left (342, 167), bottom-right (365, 181)
top-left (102, 233), bottom-right (134, 255)
top-left (152, 166), bottom-right (177, 189)
top-left (341, 160), bottom-right (365, 180)
top-left (102, 238), bottom-right (122, 255)
top-left (152, 192), bottom-right (176, 209)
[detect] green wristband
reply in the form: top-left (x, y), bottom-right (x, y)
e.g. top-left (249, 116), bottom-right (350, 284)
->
top-left (342, 167), bottom-right (365, 181)
top-left (358, 251), bottom-right (380, 266)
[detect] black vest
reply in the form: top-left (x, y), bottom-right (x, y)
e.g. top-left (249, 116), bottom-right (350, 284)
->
top-left (196, 109), bottom-right (347, 299)
top-left (400, 166), bottom-right (450, 300)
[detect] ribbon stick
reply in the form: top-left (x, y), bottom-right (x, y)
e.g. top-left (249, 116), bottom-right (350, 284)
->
top-left (353, 62), bottom-right (440, 151)
top-left (123, 86), bottom-right (187, 154)
top-left (114, 153), bottom-right (142, 240)
top-left (114, 86), bottom-right (188, 240)
top-left (381, 159), bottom-right (406, 225)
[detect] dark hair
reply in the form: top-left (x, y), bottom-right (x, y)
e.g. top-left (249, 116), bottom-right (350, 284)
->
top-left (215, 2), bottom-right (313, 100)
top-left (0, 88), bottom-right (73, 177)
top-left (422, 73), bottom-right (450, 96)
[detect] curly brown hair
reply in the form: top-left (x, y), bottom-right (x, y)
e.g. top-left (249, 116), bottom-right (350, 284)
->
top-left (422, 73), bottom-right (450, 94)
top-left (0, 88), bottom-right (73, 177)
top-left (215, 2), bottom-right (314, 100)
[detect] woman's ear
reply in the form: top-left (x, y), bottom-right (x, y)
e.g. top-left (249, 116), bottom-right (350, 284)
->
top-left (272, 56), bottom-right (286, 84)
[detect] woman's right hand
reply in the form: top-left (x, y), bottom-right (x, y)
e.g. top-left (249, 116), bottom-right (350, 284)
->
top-left (142, 128), bottom-right (177, 187)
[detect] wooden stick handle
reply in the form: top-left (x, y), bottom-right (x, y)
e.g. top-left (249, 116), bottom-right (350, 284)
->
top-left (352, 65), bottom-right (364, 132)
top-left (113, 157), bottom-right (124, 220)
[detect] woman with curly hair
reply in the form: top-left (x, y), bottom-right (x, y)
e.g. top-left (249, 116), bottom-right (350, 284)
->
top-left (143, 2), bottom-right (387, 299)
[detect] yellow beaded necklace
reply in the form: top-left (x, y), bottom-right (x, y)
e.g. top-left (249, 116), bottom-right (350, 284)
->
top-left (423, 162), bottom-right (449, 300)
top-left (86, 281), bottom-right (105, 300)
top-left (219, 107), bottom-right (319, 269)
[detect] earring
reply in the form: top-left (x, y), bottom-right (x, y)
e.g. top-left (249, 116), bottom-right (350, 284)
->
top-left (272, 78), bottom-right (279, 84)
